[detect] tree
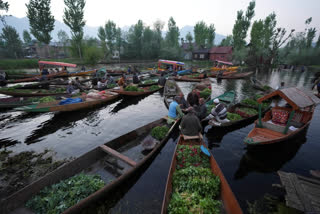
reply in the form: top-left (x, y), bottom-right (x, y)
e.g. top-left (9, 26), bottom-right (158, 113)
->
top-left (127, 20), bottom-right (144, 59)
top-left (26, 0), bottom-right (55, 44)
top-left (142, 26), bottom-right (155, 59)
top-left (153, 20), bottom-right (164, 57)
top-left (207, 24), bottom-right (215, 48)
top-left (304, 17), bottom-right (316, 48)
top-left (98, 26), bottom-right (108, 59)
top-left (105, 20), bottom-right (117, 56)
top-left (316, 35), bottom-right (320, 49)
top-left (57, 30), bottom-right (69, 56)
top-left (0, 0), bottom-right (9, 24)
top-left (115, 27), bottom-right (122, 59)
top-left (165, 17), bottom-right (180, 48)
top-left (219, 35), bottom-right (233, 47)
top-left (63, 0), bottom-right (86, 59)
top-left (23, 30), bottom-right (32, 44)
top-left (186, 32), bottom-right (193, 51)
top-left (232, 0), bottom-right (255, 50)
top-left (0, 25), bottom-right (23, 58)
top-left (194, 21), bottom-right (207, 48)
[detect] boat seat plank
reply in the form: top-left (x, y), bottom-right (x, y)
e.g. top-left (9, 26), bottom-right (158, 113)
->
top-left (100, 145), bottom-right (137, 167)
top-left (182, 133), bottom-right (203, 140)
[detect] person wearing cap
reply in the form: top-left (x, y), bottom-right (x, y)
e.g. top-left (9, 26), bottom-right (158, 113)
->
top-left (167, 96), bottom-right (184, 124)
top-left (204, 98), bottom-right (228, 122)
top-left (180, 107), bottom-right (202, 136)
top-left (187, 89), bottom-right (200, 107)
top-left (195, 98), bottom-right (207, 120)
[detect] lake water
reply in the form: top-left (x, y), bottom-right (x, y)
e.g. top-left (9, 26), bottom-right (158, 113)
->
top-left (0, 69), bottom-right (319, 213)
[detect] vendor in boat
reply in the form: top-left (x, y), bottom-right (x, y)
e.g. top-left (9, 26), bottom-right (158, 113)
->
top-left (204, 98), bottom-right (228, 123)
top-left (67, 81), bottom-right (80, 95)
top-left (132, 72), bottom-right (140, 84)
top-left (158, 72), bottom-right (166, 86)
top-left (187, 89), bottom-right (200, 107)
top-left (180, 107), bottom-right (202, 136)
top-left (106, 74), bottom-right (115, 85)
top-left (118, 74), bottom-right (127, 89)
top-left (73, 77), bottom-right (87, 91)
top-left (195, 98), bottom-right (207, 120)
top-left (167, 96), bottom-right (184, 124)
top-left (127, 65), bottom-right (132, 74)
top-left (97, 78), bottom-right (106, 90)
top-left (178, 92), bottom-right (189, 110)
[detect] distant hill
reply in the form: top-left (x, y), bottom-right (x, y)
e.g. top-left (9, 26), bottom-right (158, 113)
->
top-left (0, 16), bottom-right (226, 45)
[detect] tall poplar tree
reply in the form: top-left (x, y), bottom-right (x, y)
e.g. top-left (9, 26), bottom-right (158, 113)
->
top-left (26, 0), bottom-right (55, 44)
top-left (63, 0), bottom-right (86, 59)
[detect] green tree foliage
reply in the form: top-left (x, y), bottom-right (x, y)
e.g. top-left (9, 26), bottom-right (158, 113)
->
top-left (98, 26), bottom-right (108, 59)
top-left (194, 21), bottom-right (207, 48)
top-left (0, 0), bottom-right (9, 24)
top-left (0, 25), bottom-right (23, 58)
top-left (153, 19), bottom-right (164, 57)
top-left (232, 0), bottom-right (255, 50)
top-left (219, 35), bottom-right (233, 47)
top-left (63, 0), bottom-right (86, 59)
top-left (186, 32), bottom-right (193, 51)
top-left (207, 24), bottom-right (215, 48)
top-left (23, 30), bottom-right (32, 44)
top-left (105, 20), bottom-right (117, 55)
top-left (316, 35), bottom-right (320, 48)
top-left (142, 26), bottom-right (155, 59)
top-left (165, 17), bottom-right (180, 48)
top-left (305, 17), bottom-right (316, 48)
top-left (26, 0), bottom-right (55, 44)
top-left (127, 20), bottom-right (144, 59)
top-left (84, 39), bottom-right (102, 65)
top-left (115, 27), bottom-right (122, 57)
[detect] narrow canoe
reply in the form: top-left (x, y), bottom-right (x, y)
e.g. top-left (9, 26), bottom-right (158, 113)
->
top-left (250, 77), bottom-right (274, 92)
top-left (13, 82), bottom-right (50, 90)
top-left (111, 86), bottom-right (163, 96)
top-left (0, 118), bottom-right (180, 214)
top-left (173, 76), bottom-right (201, 82)
top-left (161, 135), bottom-right (243, 214)
top-left (217, 72), bottom-right (253, 79)
top-left (14, 92), bottom-right (119, 112)
top-left (0, 97), bottom-right (45, 109)
top-left (211, 66), bottom-right (239, 71)
top-left (209, 70), bottom-right (238, 77)
top-left (163, 79), bottom-right (183, 109)
top-left (0, 89), bottom-right (67, 97)
top-left (138, 80), bottom-right (158, 87)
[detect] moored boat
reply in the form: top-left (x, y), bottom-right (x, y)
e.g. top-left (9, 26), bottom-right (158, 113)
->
top-left (0, 96), bottom-right (55, 109)
top-left (111, 85), bottom-right (163, 96)
top-left (173, 76), bottom-right (201, 82)
top-left (161, 134), bottom-right (243, 214)
top-left (163, 79), bottom-right (183, 109)
top-left (244, 87), bottom-right (320, 146)
top-left (14, 91), bottom-right (119, 113)
top-left (209, 70), bottom-right (238, 78)
top-left (0, 89), bottom-right (67, 97)
top-left (0, 118), bottom-right (180, 214)
top-left (217, 71), bottom-right (253, 79)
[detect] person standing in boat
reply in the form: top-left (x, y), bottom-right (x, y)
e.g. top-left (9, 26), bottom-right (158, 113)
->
top-left (204, 98), bottom-right (228, 122)
top-left (158, 72), bottom-right (166, 86)
top-left (167, 96), bottom-right (184, 124)
top-left (187, 89), bottom-right (200, 107)
top-left (180, 107), bottom-right (202, 136)
top-left (73, 77), bottom-right (87, 91)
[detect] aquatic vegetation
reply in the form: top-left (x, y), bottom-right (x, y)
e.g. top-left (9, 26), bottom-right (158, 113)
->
top-left (26, 173), bottom-right (105, 214)
top-left (151, 125), bottom-right (169, 140)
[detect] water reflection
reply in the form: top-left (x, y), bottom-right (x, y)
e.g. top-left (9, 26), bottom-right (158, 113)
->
top-left (234, 135), bottom-right (306, 180)
top-left (111, 96), bottom-right (149, 114)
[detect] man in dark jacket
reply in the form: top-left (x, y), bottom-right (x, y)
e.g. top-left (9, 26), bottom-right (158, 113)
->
top-left (158, 72), bottom-right (166, 86)
top-left (180, 107), bottom-right (202, 136)
top-left (132, 72), bottom-right (140, 84)
top-left (195, 98), bottom-right (207, 120)
top-left (187, 89), bottom-right (200, 107)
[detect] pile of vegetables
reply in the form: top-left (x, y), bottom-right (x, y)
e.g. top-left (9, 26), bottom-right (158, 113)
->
top-left (149, 85), bottom-right (160, 91)
top-left (263, 85), bottom-right (272, 90)
top-left (241, 98), bottom-right (270, 109)
top-left (26, 173), bottom-right (105, 214)
top-left (151, 125), bottom-right (169, 140)
top-left (107, 83), bottom-right (117, 88)
top-left (54, 88), bottom-right (66, 93)
top-left (124, 85), bottom-right (143, 92)
top-left (206, 104), bottom-right (216, 115)
top-left (143, 80), bottom-right (156, 84)
top-left (227, 112), bottom-right (242, 121)
top-left (168, 145), bottom-right (221, 214)
top-left (200, 88), bottom-right (212, 99)
top-left (236, 107), bottom-right (258, 118)
top-left (38, 96), bottom-right (56, 103)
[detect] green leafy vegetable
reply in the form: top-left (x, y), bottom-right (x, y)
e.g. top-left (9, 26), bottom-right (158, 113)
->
top-left (200, 88), bottom-right (211, 99)
top-left (38, 96), bottom-right (56, 103)
top-left (176, 145), bottom-right (210, 169)
top-left (124, 85), bottom-right (140, 91)
top-left (107, 83), bottom-right (117, 88)
top-left (206, 104), bottom-right (216, 115)
top-left (227, 112), bottom-right (242, 121)
top-left (151, 125), bottom-right (169, 140)
top-left (143, 80), bottom-right (156, 84)
top-left (149, 85), bottom-right (160, 91)
top-left (26, 173), bottom-right (105, 214)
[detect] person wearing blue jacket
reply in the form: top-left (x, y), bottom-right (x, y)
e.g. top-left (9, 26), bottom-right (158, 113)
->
top-left (167, 96), bottom-right (184, 124)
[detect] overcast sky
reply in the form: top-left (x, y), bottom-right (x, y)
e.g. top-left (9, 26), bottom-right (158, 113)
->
top-left (4, 0), bottom-right (320, 36)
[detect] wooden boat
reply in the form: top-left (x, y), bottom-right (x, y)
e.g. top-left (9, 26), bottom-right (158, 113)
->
top-left (173, 76), bottom-right (201, 82)
top-left (206, 90), bottom-right (236, 108)
top-left (14, 91), bottom-right (119, 112)
top-left (163, 79), bottom-right (183, 109)
top-left (111, 85), bottom-right (163, 96)
top-left (0, 118), bottom-right (180, 214)
top-left (106, 70), bottom-right (127, 76)
top-left (13, 82), bottom-right (50, 90)
top-left (0, 97), bottom-right (45, 109)
top-left (0, 89), bottom-right (67, 97)
top-left (209, 70), bottom-right (238, 78)
top-left (161, 134), bottom-right (243, 214)
top-left (211, 66), bottom-right (239, 71)
top-left (138, 80), bottom-right (158, 87)
top-left (250, 77), bottom-right (274, 92)
top-left (244, 87), bottom-right (320, 146)
top-left (217, 71), bottom-right (253, 79)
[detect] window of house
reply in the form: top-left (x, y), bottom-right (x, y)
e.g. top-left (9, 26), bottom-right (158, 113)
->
top-left (194, 54), bottom-right (198, 58)
top-left (200, 54), bottom-right (204, 59)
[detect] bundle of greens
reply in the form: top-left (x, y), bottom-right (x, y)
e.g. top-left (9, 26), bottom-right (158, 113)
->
top-left (227, 112), bottom-right (242, 121)
top-left (241, 98), bottom-right (259, 107)
top-left (236, 107), bottom-right (258, 118)
top-left (151, 125), bottom-right (169, 140)
top-left (107, 83), bottom-right (117, 88)
top-left (176, 145), bottom-right (210, 169)
top-left (38, 96), bottom-right (56, 103)
top-left (200, 88), bottom-right (212, 99)
top-left (54, 88), bottom-right (66, 93)
top-left (143, 80), bottom-right (156, 84)
top-left (26, 173), bottom-right (105, 214)
top-left (207, 104), bottom-right (216, 115)
top-left (149, 85), bottom-right (160, 91)
top-left (124, 85), bottom-right (143, 92)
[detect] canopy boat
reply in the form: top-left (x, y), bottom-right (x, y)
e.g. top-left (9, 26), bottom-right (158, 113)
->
top-left (161, 134), bottom-right (243, 214)
top-left (211, 60), bottom-right (239, 72)
top-left (217, 71), bottom-right (253, 79)
top-left (111, 85), bottom-right (163, 96)
top-left (0, 118), bottom-right (180, 214)
top-left (173, 76), bottom-right (201, 82)
top-left (163, 79), bottom-right (183, 109)
top-left (14, 91), bottom-right (119, 113)
top-left (158, 59), bottom-right (185, 72)
top-left (244, 87), bottom-right (320, 146)
top-left (0, 89), bottom-right (67, 97)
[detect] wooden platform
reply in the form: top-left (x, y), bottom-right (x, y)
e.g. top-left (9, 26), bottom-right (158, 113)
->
top-left (278, 171), bottom-right (320, 213)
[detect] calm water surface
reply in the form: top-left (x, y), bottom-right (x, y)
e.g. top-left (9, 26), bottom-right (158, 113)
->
top-left (0, 69), bottom-right (319, 213)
